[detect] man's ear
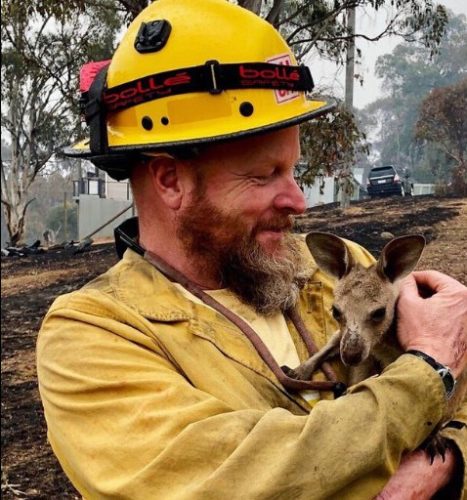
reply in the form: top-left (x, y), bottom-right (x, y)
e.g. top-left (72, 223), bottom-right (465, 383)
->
top-left (147, 157), bottom-right (184, 210)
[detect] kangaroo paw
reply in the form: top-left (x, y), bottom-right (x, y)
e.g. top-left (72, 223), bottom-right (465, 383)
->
top-left (281, 364), bottom-right (317, 381)
top-left (281, 365), bottom-right (300, 379)
top-left (421, 434), bottom-right (450, 464)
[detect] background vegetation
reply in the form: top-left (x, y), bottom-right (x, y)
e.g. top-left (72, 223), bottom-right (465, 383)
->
top-left (1, 0), bottom-right (465, 246)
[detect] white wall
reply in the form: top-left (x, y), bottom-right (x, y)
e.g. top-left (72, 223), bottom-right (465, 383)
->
top-left (302, 177), bottom-right (336, 207)
top-left (413, 183), bottom-right (435, 196)
top-left (77, 195), bottom-right (134, 240)
top-left (104, 172), bottom-right (133, 201)
top-left (302, 175), bottom-right (362, 207)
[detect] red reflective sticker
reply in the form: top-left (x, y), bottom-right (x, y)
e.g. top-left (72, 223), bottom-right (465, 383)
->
top-left (79, 60), bottom-right (112, 93)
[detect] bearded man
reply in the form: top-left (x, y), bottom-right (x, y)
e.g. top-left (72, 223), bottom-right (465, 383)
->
top-left (37, 0), bottom-right (466, 498)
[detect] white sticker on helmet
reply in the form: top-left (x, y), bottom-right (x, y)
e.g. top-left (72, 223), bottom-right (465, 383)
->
top-left (267, 54), bottom-right (300, 104)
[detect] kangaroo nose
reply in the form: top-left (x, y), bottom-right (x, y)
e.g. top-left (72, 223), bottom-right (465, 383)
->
top-left (341, 332), bottom-right (365, 366)
top-left (341, 350), bottom-right (363, 366)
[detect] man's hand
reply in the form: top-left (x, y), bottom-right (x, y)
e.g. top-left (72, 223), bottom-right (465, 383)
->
top-left (397, 271), bottom-right (467, 377)
top-left (374, 448), bottom-right (456, 500)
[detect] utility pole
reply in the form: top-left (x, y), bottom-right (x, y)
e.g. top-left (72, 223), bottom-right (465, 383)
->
top-left (340, 5), bottom-right (357, 209)
top-left (64, 191), bottom-right (68, 242)
top-left (345, 7), bottom-right (356, 112)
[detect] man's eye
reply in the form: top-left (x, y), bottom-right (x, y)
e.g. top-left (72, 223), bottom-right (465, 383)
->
top-left (252, 168), bottom-right (278, 184)
top-left (252, 175), bottom-right (270, 185)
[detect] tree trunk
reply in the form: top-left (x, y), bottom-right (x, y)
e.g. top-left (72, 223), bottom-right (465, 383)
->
top-left (452, 161), bottom-right (467, 196)
top-left (238, 0), bottom-right (263, 15)
top-left (2, 199), bottom-right (30, 246)
top-left (341, 6), bottom-right (356, 209)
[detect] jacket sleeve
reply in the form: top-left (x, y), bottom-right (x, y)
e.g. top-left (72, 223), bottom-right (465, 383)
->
top-left (37, 293), bottom-right (448, 500)
top-left (439, 403), bottom-right (467, 499)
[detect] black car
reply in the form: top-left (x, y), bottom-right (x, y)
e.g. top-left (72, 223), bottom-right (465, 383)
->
top-left (366, 165), bottom-right (413, 198)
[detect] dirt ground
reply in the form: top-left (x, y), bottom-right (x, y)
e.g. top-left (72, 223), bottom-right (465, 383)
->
top-left (1, 195), bottom-right (466, 499)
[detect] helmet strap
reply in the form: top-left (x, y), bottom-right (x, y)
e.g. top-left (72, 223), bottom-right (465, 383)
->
top-left (102, 61), bottom-right (314, 114)
top-left (85, 65), bottom-right (110, 155)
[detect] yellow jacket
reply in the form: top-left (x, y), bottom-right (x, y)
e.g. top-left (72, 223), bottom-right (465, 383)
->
top-left (37, 240), bottom-right (466, 499)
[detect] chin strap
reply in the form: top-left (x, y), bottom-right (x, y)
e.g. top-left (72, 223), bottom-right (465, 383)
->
top-left (144, 249), bottom-right (346, 399)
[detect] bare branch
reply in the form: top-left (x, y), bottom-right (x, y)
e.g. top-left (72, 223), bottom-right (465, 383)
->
top-left (266, 0), bottom-right (285, 27)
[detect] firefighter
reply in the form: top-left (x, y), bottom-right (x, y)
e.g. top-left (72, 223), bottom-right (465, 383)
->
top-left (37, 0), bottom-right (466, 498)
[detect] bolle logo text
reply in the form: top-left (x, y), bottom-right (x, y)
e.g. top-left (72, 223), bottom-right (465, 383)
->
top-left (239, 65), bottom-right (300, 82)
top-left (104, 72), bottom-right (191, 109)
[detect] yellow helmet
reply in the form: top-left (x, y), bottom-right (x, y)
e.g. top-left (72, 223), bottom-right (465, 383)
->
top-left (66, 0), bottom-right (335, 179)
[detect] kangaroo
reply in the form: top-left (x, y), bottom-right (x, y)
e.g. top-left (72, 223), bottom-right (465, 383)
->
top-left (285, 232), bottom-right (466, 458)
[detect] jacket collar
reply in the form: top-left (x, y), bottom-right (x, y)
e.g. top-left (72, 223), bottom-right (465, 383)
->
top-left (115, 237), bottom-right (318, 321)
top-left (112, 248), bottom-right (318, 411)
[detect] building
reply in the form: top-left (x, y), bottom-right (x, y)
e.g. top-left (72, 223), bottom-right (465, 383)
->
top-left (73, 163), bottom-right (134, 241)
top-left (300, 170), bottom-right (365, 208)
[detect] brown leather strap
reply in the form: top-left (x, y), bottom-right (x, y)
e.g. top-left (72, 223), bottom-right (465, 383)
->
top-left (286, 307), bottom-right (339, 383)
top-left (145, 250), bottom-right (345, 394)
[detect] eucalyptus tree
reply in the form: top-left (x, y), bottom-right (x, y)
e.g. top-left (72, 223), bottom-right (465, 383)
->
top-left (1, 0), bottom-right (452, 243)
top-left (416, 78), bottom-right (467, 195)
top-left (237, 0), bottom-right (449, 191)
top-left (1, 0), bottom-right (120, 245)
top-left (364, 12), bottom-right (466, 179)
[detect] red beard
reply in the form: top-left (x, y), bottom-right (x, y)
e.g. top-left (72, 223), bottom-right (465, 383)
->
top-left (177, 199), bottom-right (307, 314)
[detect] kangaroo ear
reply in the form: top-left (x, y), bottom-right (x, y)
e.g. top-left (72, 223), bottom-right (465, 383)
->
top-left (377, 235), bottom-right (425, 282)
top-left (306, 232), bottom-right (354, 279)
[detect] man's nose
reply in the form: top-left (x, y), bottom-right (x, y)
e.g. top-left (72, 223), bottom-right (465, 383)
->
top-left (273, 175), bottom-right (306, 215)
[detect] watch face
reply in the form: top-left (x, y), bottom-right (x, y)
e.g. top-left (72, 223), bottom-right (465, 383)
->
top-left (439, 367), bottom-right (456, 397)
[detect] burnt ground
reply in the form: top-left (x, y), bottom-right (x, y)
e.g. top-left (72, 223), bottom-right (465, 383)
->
top-left (1, 195), bottom-right (466, 498)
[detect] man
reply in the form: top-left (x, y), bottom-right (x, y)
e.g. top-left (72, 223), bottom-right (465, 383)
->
top-left (37, 0), bottom-right (466, 498)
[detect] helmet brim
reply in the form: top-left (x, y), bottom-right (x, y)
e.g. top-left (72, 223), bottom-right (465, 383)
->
top-left (64, 98), bottom-right (337, 159)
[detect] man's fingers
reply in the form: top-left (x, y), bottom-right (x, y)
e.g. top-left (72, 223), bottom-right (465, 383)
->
top-left (411, 270), bottom-right (463, 293)
top-left (398, 273), bottom-right (421, 299)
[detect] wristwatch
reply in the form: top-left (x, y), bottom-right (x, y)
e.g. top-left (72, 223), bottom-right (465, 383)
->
top-left (407, 350), bottom-right (456, 399)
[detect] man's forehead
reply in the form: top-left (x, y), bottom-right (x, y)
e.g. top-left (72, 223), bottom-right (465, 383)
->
top-left (197, 126), bottom-right (300, 168)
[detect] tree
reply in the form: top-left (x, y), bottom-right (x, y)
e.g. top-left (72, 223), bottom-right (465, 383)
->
top-left (416, 79), bottom-right (467, 195)
top-left (45, 202), bottom-right (79, 243)
top-left (299, 104), bottom-right (368, 182)
top-left (109, 0), bottom-right (448, 64)
top-left (24, 167), bottom-right (76, 243)
top-left (362, 12), bottom-right (466, 179)
top-left (1, 1), bottom-right (120, 245)
top-left (242, 0), bottom-right (448, 64)
top-left (245, 0), bottom-right (447, 202)
top-left (1, 0), bottom-right (450, 243)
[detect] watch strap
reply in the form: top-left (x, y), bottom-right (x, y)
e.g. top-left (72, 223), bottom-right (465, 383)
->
top-left (406, 349), bottom-right (456, 399)
top-left (442, 420), bottom-right (466, 430)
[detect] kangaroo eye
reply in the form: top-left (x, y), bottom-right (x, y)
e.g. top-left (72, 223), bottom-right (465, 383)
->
top-left (332, 305), bottom-right (342, 321)
top-left (370, 307), bottom-right (386, 322)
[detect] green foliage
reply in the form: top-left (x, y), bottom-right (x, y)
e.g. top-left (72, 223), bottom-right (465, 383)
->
top-left (255, 0), bottom-right (450, 200)
top-left (298, 103), bottom-right (369, 186)
top-left (1, 0), bottom-right (86, 21)
top-left (416, 78), bottom-right (467, 195)
top-left (24, 169), bottom-right (75, 243)
top-left (2, 0), bottom-right (122, 147)
top-left (273, 0), bottom-right (448, 64)
top-left (45, 202), bottom-right (78, 242)
top-left (361, 12), bottom-right (466, 181)
top-left (1, 0), bottom-right (121, 244)
top-left (114, 0), bottom-right (151, 21)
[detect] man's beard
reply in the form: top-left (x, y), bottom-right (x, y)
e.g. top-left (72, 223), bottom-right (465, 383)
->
top-left (176, 199), bottom-right (310, 315)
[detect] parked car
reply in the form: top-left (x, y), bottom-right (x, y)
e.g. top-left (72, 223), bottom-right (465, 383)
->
top-left (366, 165), bottom-right (414, 198)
